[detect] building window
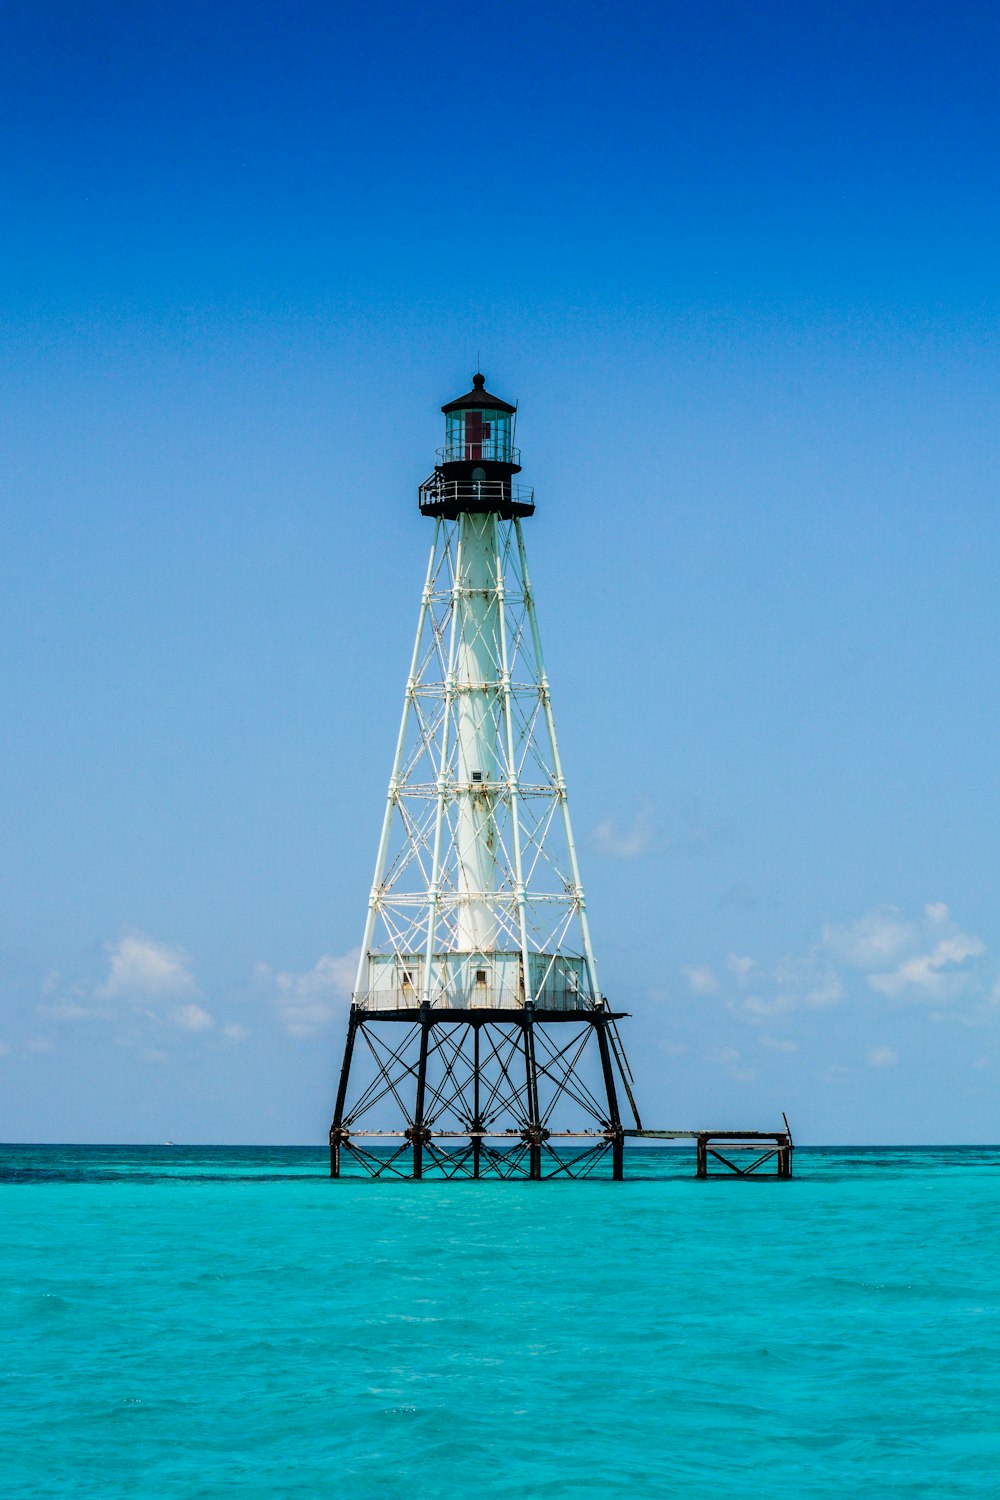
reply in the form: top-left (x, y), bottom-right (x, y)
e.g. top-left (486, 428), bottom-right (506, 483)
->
top-left (475, 969), bottom-right (487, 985)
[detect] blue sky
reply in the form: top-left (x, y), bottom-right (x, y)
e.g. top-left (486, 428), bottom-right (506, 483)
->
top-left (2, 1), bottom-right (999, 1142)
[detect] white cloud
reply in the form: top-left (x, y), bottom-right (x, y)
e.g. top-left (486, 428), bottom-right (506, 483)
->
top-left (222, 1023), bottom-right (248, 1042)
top-left (35, 936), bottom-right (219, 1051)
top-left (804, 971), bottom-right (844, 1008)
top-left (823, 909), bottom-right (917, 970)
top-left (761, 1037), bottom-right (799, 1053)
top-left (867, 1046), bottom-right (898, 1068)
top-left (26, 1037), bottom-right (54, 1054)
top-left (0, 1040), bottom-right (10, 1058)
top-left (730, 958), bottom-right (842, 1023)
top-left (96, 935), bottom-right (195, 1000)
top-left (818, 902), bottom-right (989, 1011)
top-left (592, 801), bottom-right (658, 859)
top-left (39, 998), bottom-right (108, 1023)
top-left (706, 1045), bottom-right (740, 1065)
top-left (738, 993), bottom-right (791, 1020)
top-left (682, 965), bottom-right (719, 995)
top-left (174, 1003), bottom-right (213, 1032)
top-left (734, 996), bottom-right (791, 1020)
top-left (260, 948), bottom-right (360, 1038)
top-left (720, 900), bottom-right (989, 1031)
top-left (659, 1039), bottom-right (689, 1056)
top-left (867, 931), bottom-right (985, 1004)
top-left (772, 954), bottom-right (844, 1011)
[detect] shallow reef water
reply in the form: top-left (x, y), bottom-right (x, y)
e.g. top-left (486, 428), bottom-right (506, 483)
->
top-left (1, 1143), bottom-right (998, 1498)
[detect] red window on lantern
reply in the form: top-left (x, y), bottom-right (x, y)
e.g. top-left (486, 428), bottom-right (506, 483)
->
top-left (464, 411), bottom-right (491, 461)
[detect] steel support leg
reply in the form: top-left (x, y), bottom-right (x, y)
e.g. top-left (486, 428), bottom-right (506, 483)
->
top-left (329, 1006), bottom-right (360, 1178)
top-left (594, 1011), bottom-right (624, 1181)
top-left (523, 1007), bottom-right (542, 1180)
top-left (411, 1002), bottom-right (432, 1180)
top-left (472, 1021), bottom-right (482, 1180)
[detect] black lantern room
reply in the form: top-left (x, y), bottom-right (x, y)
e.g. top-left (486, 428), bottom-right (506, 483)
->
top-left (419, 373), bottom-right (534, 520)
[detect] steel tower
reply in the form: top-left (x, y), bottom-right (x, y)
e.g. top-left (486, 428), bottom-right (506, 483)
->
top-left (329, 374), bottom-right (641, 1179)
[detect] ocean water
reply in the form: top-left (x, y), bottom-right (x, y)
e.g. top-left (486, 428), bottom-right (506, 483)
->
top-left (2, 1145), bottom-right (998, 1498)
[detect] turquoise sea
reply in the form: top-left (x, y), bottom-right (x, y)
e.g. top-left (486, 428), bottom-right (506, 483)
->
top-left (2, 1144), bottom-right (998, 1498)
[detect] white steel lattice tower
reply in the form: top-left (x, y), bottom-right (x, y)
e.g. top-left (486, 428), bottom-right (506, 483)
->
top-left (330, 375), bottom-right (640, 1180)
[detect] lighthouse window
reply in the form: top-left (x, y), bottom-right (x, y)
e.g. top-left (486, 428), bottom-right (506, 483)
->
top-left (400, 968), bottom-right (414, 987)
top-left (475, 969), bottom-right (487, 985)
top-left (489, 411), bottom-right (512, 460)
top-left (464, 410), bottom-right (491, 461)
top-left (471, 770), bottom-right (482, 782)
top-left (445, 409), bottom-right (512, 464)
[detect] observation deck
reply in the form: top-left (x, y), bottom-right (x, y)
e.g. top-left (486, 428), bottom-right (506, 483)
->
top-left (418, 473), bottom-right (535, 520)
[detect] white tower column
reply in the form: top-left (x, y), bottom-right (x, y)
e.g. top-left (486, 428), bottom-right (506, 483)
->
top-left (454, 511), bottom-right (500, 953)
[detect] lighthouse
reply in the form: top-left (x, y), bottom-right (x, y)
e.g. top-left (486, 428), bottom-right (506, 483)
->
top-left (329, 374), bottom-right (641, 1179)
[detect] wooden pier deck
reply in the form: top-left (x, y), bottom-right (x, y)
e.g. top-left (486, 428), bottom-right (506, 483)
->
top-left (625, 1115), bottom-right (794, 1178)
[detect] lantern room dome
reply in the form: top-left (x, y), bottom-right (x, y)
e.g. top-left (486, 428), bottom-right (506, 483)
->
top-left (441, 372), bottom-right (517, 415)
